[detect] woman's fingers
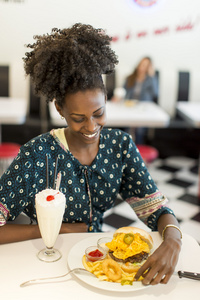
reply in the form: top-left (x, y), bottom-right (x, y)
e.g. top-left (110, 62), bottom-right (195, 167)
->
top-left (138, 266), bottom-right (173, 285)
top-left (135, 260), bottom-right (151, 280)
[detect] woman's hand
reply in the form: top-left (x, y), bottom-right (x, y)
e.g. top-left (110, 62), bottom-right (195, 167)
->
top-left (135, 236), bottom-right (181, 285)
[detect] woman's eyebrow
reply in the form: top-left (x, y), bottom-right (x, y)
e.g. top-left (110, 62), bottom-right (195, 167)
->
top-left (93, 106), bottom-right (105, 113)
top-left (70, 106), bottom-right (105, 116)
top-left (69, 112), bottom-right (85, 116)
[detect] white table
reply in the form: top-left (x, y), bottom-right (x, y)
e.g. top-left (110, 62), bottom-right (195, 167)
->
top-left (0, 97), bottom-right (27, 143)
top-left (49, 101), bottom-right (170, 128)
top-left (1, 232), bottom-right (199, 300)
top-left (176, 101), bottom-right (200, 128)
top-left (176, 101), bottom-right (200, 198)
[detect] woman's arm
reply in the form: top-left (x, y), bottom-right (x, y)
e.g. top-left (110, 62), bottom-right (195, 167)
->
top-left (0, 224), bottom-right (41, 244)
top-left (157, 213), bottom-right (182, 241)
top-left (0, 222), bottom-right (88, 244)
top-left (135, 213), bottom-right (182, 285)
top-left (60, 222), bottom-right (88, 234)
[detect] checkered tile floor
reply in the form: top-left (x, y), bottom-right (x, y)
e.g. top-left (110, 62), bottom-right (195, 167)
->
top-left (102, 156), bottom-right (200, 244)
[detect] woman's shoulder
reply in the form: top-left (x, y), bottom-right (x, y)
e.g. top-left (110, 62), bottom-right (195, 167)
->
top-left (100, 128), bottom-right (139, 161)
top-left (101, 127), bottom-right (129, 136)
top-left (101, 128), bottom-right (132, 144)
top-left (21, 131), bottom-right (54, 151)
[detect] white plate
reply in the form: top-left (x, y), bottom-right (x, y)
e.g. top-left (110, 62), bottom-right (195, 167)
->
top-left (67, 232), bottom-right (161, 292)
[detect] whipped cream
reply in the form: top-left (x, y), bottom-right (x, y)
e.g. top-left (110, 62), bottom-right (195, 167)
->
top-left (35, 188), bottom-right (66, 207)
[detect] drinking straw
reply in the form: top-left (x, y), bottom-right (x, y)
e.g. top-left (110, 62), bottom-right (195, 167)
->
top-left (53, 156), bottom-right (59, 189)
top-left (56, 172), bottom-right (62, 190)
top-left (46, 154), bottom-right (49, 188)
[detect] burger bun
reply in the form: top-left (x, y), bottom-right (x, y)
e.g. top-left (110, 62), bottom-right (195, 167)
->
top-left (120, 261), bottom-right (145, 273)
top-left (114, 226), bottom-right (153, 250)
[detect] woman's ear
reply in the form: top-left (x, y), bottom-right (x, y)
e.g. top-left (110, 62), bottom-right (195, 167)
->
top-left (105, 94), bottom-right (107, 103)
top-left (54, 101), bottom-right (63, 117)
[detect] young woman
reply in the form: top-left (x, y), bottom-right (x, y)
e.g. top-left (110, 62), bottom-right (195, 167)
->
top-left (124, 56), bottom-right (158, 102)
top-left (123, 57), bottom-right (159, 144)
top-left (0, 23), bottom-right (181, 285)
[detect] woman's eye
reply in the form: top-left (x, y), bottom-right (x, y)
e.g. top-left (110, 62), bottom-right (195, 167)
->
top-left (94, 113), bottom-right (104, 118)
top-left (73, 118), bottom-right (84, 123)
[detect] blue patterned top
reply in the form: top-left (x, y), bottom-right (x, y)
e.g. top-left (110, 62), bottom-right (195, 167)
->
top-left (0, 128), bottom-right (174, 231)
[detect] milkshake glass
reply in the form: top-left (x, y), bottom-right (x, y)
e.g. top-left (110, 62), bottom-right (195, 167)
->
top-left (35, 188), bottom-right (66, 262)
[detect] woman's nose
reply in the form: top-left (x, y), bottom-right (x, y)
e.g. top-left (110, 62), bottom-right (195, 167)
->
top-left (85, 117), bottom-right (96, 131)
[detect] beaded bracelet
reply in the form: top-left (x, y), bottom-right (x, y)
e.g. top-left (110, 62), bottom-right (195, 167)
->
top-left (162, 224), bottom-right (182, 240)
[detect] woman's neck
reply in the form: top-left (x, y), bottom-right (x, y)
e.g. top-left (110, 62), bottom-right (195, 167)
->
top-left (64, 128), bottom-right (100, 165)
top-left (136, 73), bottom-right (146, 82)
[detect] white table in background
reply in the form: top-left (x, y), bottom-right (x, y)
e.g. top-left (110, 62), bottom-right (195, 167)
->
top-left (176, 101), bottom-right (200, 198)
top-left (176, 101), bottom-right (200, 128)
top-left (0, 97), bottom-right (27, 143)
top-left (1, 231), bottom-right (199, 300)
top-left (49, 100), bottom-right (170, 128)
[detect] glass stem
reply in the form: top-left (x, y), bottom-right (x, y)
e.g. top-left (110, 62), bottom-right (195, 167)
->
top-left (45, 247), bottom-right (55, 256)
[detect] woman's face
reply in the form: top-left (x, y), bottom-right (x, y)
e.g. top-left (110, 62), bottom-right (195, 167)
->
top-left (137, 58), bottom-right (151, 75)
top-left (55, 89), bottom-right (107, 145)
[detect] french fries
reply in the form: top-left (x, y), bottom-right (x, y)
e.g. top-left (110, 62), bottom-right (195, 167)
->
top-left (82, 255), bottom-right (142, 284)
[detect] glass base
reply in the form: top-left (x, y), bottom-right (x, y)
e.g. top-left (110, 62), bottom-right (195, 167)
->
top-left (37, 247), bottom-right (62, 262)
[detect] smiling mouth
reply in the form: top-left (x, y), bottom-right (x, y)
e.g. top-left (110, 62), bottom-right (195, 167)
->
top-left (82, 131), bottom-right (99, 139)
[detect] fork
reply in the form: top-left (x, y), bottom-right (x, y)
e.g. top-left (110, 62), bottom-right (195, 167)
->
top-left (20, 268), bottom-right (92, 287)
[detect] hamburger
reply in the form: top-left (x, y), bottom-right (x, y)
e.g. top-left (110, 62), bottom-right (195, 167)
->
top-left (105, 226), bottom-right (153, 273)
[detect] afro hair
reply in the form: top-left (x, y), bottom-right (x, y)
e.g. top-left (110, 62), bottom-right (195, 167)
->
top-left (23, 23), bottom-right (118, 107)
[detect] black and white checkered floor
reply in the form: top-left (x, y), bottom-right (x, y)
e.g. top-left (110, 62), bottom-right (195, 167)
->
top-left (102, 156), bottom-right (200, 244)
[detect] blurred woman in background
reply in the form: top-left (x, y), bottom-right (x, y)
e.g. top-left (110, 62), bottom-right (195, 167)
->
top-left (124, 56), bottom-right (158, 102)
top-left (124, 57), bottom-right (159, 144)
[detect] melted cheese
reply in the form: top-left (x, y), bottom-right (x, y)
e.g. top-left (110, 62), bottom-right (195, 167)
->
top-left (106, 233), bottom-right (149, 260)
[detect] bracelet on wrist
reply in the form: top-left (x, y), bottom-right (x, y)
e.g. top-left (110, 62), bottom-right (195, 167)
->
top-left (162, 224), bottom-right (182, 240)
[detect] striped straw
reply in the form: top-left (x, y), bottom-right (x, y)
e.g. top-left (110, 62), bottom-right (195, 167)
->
top-left (53, 156), bottom-right (59, 189)
top-left (56, 172), bottom-right (62, 190)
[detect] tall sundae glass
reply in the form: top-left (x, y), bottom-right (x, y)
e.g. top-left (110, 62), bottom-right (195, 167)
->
top-left (35, 188), bottom-right (66, 262)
